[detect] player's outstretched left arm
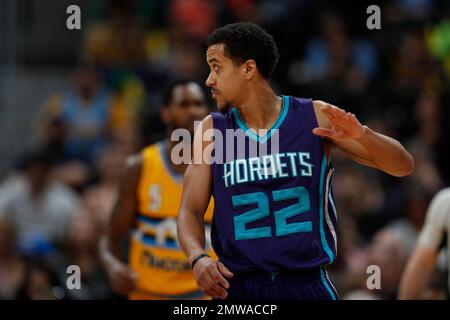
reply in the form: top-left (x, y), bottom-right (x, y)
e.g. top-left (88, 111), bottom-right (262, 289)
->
top-left (312, 100), bottom-right (414, 177)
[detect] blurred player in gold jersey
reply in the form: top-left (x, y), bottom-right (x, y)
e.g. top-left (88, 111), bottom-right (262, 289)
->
top-left (100, 79), bottom-right (214, 299)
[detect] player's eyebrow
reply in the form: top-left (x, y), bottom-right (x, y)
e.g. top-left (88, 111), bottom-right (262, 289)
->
top-left (207, 58), bottom-right (220, 65)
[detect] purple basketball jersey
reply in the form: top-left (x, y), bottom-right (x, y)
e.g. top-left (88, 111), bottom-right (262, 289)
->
top-left (210, 96), bottom-right (338, 273)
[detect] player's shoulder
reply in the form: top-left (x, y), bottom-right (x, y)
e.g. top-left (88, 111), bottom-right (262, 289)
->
top-left (310, 99), bottom-right (329, 113)
top-left (307, 99), bottom-right (332, 129)
top-left (311, 99), bottom-right (326, 107)
top-left (202, 113), bottom-right (224, 131)
top-left (190, 114), bottom-right (215, 134)
top-left (209, 110), bottom-right (229, 122)
top-left (201, 114), bottom-right (215, 126)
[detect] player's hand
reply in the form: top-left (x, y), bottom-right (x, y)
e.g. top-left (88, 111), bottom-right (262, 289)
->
top-left (193, 257), bottom-right (233, 300)
top-left (313, 104), bottom-right (365, 140)
top-left (105, 260), bottom-right (139, 295)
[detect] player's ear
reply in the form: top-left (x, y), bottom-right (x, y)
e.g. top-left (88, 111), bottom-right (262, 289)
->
top-left (243, 60), bottom-right (257, 80)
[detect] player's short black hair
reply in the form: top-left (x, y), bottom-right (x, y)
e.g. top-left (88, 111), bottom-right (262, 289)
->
top-left (206, 22), bottom-right (280, 79)
top-left (162, 79), bottom-right (206, 106)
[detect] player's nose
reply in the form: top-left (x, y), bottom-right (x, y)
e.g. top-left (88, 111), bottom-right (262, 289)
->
top-left (205, 72), bottom-right (215, 87)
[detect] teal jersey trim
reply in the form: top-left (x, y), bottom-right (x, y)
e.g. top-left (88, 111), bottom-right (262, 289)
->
top-left (320, 267), bottom-right (337, 300)
top-left (232, 95), bottom-right (290, 143)
top-left (319, 155), bottom-right (335, 263)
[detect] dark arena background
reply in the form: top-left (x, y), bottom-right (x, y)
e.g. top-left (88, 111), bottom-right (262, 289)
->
top-left (0, 0), bottom-right (449, 310)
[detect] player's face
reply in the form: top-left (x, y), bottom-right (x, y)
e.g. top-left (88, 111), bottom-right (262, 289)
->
top-left (162, 83), bottom-right (209, 135)
top-left (205, 44), bottom-right (246, 113)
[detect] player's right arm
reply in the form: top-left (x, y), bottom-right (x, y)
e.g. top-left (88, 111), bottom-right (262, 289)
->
top-left (398, 189), bottom-right (450, 299)
top-left (99, 154), bottom-right (141, 295)
top-left (177, 115), bottom-right (233, 300)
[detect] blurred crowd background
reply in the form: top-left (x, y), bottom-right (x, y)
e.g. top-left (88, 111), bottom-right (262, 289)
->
top-left (0, 0), bottom-right (449, 300)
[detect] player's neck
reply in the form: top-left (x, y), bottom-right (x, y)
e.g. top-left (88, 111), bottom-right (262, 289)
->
top-left (236, 83), bottom-right (281, 132)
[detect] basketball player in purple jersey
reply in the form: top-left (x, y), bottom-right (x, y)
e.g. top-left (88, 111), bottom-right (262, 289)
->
top-left (177, 23), bottom-right (414, 300)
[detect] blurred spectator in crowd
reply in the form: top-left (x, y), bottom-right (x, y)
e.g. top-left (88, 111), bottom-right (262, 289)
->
top-left (43, 65), bottom-right (114, 165)
top-left (65, 66), bottom-right (111, 163)
top-left (0, 218), bottom-right (25, 299)
top-left (83, 0), bottom-right (147, 117)
top-left (169, 0), bottom-right (217, 43)
top-left (343, 227), bottom-right (411, 300)
top-left (427, 16), bottom-right (450, 77)
top-left (304, 13), bottom-right (378, 82)
top-left (80, 144), bottom-right (127, 231)
top-left (15, 259), bottom-right (67, 300)
top-left (402, 89), bottom-right (446, 195)
top-left (413, 90), bottom-right (443, 149)
top-left (83, 0), bottom-right (164, 148)
top-left (289, 11), bottom-right (378, 114)
top-left (395, 0), bottom-right (434, 21)
top-left (37, 117), bottom-right (69, 166)
top-left (54, 213), bottom-right (113, 300)
top-left (168, 43), bottom-right (206, 80)
top-left (0, 150), bottom-right (80, 258)
top-left (35, 113), bottom-right (89, 192)
top-left (391, 32), bottom-right (436, 94)
top-left (83, 0), bottom-right (147, 69)
top-left (391, 185), bottom-right (430, 243)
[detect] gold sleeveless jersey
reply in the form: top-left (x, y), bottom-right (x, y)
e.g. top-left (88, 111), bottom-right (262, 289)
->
top-left (128, 141), bottom-right (215, 300)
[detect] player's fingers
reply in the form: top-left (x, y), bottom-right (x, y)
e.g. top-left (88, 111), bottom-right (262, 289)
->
top-left (203, 289), bottom-right (215, 298)
top-left (116, 264), bottom-right (137, 278)
top-left (218, 262), bottom-right (233, 278)
top-left (329, 114), bottom-right (350, 127)
top-left (321, 107), bottom-right (345, 124)
top-left (119, 273), bottom-right (137, 288)
top-left (115, 271), bottom-right (138, 290)
top-left (210, 285), bottom-right (228, 299)
top-left (322, 104), bottom-right (346, 117)
top-left (205, 272), bottom-right (228, 298)
top-left (320, 106), bottom-right (336, 121)
top-left (312, 127), bottom-right (332, 138)
top-left (348, 112), bottom-right (359, 123)
top-left (210, 266), bottom-right (230, 289)
top-left (126, 268), bottom-right (139, 281)
top-left (202, 276), bottom-right (228, 299)
top-left (117, 268), bottom-right (138, 284)
top-left (112, 277), bottom-right (136, 294)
